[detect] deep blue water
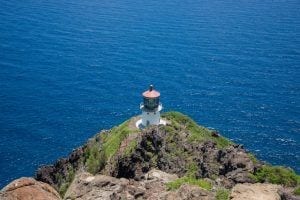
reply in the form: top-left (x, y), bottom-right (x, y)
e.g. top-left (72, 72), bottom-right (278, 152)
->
top-left (0, 0), bottom-right (299, 188)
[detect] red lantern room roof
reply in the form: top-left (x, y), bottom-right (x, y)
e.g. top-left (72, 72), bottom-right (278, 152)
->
top-left (142, 85), bottom-right (160, 98)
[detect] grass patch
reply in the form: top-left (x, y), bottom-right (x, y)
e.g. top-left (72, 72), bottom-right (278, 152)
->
top-left (59, 183), bottom-right (69, 197)
top-left (102, 120), bottom-right (131, 159)
top-left (166, 176), bottom-right (212, 191)
top-left (216, 189), bottom-right (229, 200)
top-left (86, 146), bottom-right (107, 174)
top-left (162, 112), bottom-right (232, 148)
top-left (186, 162), bottom-right (198, 178)
top-left (248, 153), bottom-right (259, 164)
top-left (124, 140), bottom-right (138, 156)
top-left (84, 120), bottom-right (133, 174)
top-left (251, 165), bottom-right (300, 187)
top-left (55, 166), bottom-right (76, 197)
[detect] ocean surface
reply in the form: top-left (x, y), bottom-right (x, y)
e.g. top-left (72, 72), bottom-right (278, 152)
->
top-left (0, 0), bottom-right (299, 188)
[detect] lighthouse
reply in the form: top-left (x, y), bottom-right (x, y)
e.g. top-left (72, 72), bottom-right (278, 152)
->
top-left (136, 85), bottom-right (166, 128)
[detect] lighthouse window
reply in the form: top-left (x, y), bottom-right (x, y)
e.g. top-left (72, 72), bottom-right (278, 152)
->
top-left (144, 97), bottom-right (159, 109)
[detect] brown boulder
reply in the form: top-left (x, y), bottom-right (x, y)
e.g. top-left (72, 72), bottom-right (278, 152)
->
top-left (0, 177), bottom-right (61, 200)
top-left (64, 172), bottom-right (128, 200)
top-left (230, 183), bottom-right (282, 200)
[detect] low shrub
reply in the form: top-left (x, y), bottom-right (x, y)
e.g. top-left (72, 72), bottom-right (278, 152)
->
top-left (56, 166), bottom-right (76, 197)
top-left (84, 120), bottom-right (130, 174)
top-left (162, 112), bottom-right (232, 148)
top-left (86, 146), bottom-right (107, 174)
top-left (251, 165), bottom-right (299, 187)
top-left (102, 120), bottom-right (130, 159)
top-left (124, 140), bottom-right (138, 156)
top-left (216, 189), bottom-right (229, 200)
top-left (294, 187), bottom-right (300, 195)
top-left (248, 153), bottom-right (259, 164)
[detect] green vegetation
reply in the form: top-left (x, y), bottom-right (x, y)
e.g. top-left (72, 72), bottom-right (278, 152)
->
top-left (162, 112), bottom-right (232, 148)
top-left (248, 153), bottom-right (259, 164)
top-left (124, 140), bottom-right (138, 156)
top-left (294, 187), bottom-right (300, 195)
top-left (59, 183), bottom-right (69, 197)
top-left (167, 165), bottom-right (212, 191)
top-left (102, 120), bottom-right (131, 159)
top-left (251, 165), bottom-right (300, 187)
top-left (55, 166), bottom-right (76, 197)
top-left (186, 162), bottom-right (198, 178)
top-left (86, 146), bottom-right (107, 174)
top-left (67, 167), bottom-right (75, 183)
top-left (216, 189), bottom-right (229, 200)
top-left (84, 120), bottom-right (136, 174)
top-left (166, 176), bottom-right (212, 191)
top-left (55, 174), bottom-right (64, 195)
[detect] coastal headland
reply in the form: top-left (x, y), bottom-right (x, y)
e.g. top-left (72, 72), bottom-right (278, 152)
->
top-left (1, 112), bottom-right (299, 200)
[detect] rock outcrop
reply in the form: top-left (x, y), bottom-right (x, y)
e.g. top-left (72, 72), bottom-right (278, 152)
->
top-left (0, 177), bottom-right (61, 200)
top-left (230, 183), bottom-right (282, 200)
top-left (230, 183), bottom-right (300, 200)
top-left (105, 125), bottom-right (258, 187)
top-left (64, 169), bottom-right (177, 200)
top-left (36, 146), bottom-right (85, 190)
top-left (64, 169), bottom-right (215, 200)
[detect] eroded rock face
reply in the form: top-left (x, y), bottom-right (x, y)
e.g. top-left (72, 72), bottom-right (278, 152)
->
top-left (107, 126), bottom-right (258, 187)
top-left (230, 183), bottom-right (282, 200)
top-left (146, 169), bottom-right (178, 183)
top-left (64, 172), bottom-right (126, 200)
top-left (34, 113), bottom-right (262, 194)
top-left (279, 188), bottom-right (300, 200)
top-left (64, 169), bottom-right (217, 200)
top-left (0, 177), bottom-right (61, 200)
top-left (36, 145), bottom-right (85, 190)
top-left (64, 169), bottom-right (181, 200)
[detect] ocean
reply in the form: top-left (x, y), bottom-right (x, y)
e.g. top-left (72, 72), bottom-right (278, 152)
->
top-left (0, 0), bottom-right (299, 188)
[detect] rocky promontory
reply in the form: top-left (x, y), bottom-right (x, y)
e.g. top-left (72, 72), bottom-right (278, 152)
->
top-left (1, 112), bottom-right (299, 200)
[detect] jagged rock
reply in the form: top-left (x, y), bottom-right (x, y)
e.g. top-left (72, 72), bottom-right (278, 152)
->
top-left (0, 177), bottom-right (61, 200)
top-left (64, 169), bottom-right (179, 200)
top-left (218, 145), bottom-right (257, 184)
top-left (64, 168), bottom-right (215, 200)
top-left (279, 188), bottom-right (300, 200)
top-left (106, 126), bottom-right (257, 185)
top-left (35, 114), bottom-right (261, 194)
top-left (36, 146), bottom-right (85, 190)
top-left (64, 172), bottom-right (126, 200)
top-left (230, 183), bottom-right (282, 200)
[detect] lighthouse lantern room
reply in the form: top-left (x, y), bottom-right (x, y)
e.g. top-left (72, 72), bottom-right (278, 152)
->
top-left (136, 85), bottom-right (166, 128)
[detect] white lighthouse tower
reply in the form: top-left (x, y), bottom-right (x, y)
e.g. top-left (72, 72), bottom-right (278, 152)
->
top-left (136, 85), bottom-right (166, 128)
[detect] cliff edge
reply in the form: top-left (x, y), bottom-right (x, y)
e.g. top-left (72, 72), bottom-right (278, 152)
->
top-left (1, 112), bottom-right (299, 200)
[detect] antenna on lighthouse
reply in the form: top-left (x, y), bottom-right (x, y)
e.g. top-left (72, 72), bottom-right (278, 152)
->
top-left (149, 85), bottom-right (153, 91)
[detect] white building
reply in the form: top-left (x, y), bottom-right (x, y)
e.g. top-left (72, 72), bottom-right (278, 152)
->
top-left (136, 85), bottom-right (166, 128)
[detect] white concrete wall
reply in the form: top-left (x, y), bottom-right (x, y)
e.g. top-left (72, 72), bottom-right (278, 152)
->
top-left (141, 111), bottom-right (160, 126)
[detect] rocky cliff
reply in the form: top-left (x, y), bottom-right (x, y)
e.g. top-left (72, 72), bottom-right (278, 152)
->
top-left (1, 112), bottom-right (299, 200)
